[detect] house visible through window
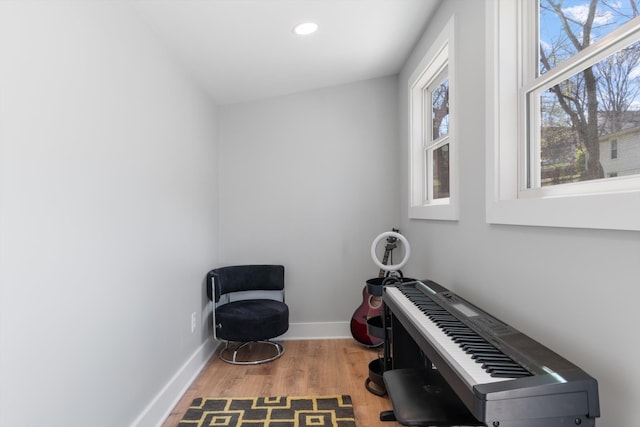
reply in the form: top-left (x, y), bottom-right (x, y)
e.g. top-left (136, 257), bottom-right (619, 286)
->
top-left (531, 0), bottom-right (640, 190)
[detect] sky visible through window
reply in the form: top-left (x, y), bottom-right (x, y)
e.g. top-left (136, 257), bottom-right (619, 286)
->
top-left (540, 0), bottom-right (640, 72)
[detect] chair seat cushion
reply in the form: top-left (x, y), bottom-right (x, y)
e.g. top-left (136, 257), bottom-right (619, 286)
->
top-left (216, 299), bottom-right (289, 342)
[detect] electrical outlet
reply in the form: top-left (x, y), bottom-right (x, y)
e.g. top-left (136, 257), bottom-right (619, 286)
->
top-left (191, 312), bottom-right (197, 333)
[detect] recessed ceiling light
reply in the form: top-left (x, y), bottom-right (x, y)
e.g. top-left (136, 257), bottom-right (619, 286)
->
top-left (293, 22), bottom-right (318, 36)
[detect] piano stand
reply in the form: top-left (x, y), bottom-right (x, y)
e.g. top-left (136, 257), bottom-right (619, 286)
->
top-left (382, 368), bottom-right (483, 426)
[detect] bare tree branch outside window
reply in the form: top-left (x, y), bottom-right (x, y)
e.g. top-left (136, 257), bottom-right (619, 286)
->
top-left (539, 0), bottom-right (640, 185)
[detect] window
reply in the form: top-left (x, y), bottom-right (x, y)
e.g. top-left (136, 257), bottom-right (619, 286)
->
top-left (487, 0), bottom-right (640, 230)
top-left (529, 0), bottom-right (640, 192)
top-left (429, 74), bottom-right (450, 200)
top-left (409, 17), bottom-right (457, 220)
top-left (611, 140), bottom-right (618, 160)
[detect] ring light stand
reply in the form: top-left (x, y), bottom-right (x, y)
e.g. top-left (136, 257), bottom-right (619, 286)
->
top-left (365, 230), bottom-right (411, 396)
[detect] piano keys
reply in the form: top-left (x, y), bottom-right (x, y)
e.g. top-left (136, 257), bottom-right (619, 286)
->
top-left (381, 279), bottom-right (600, 427)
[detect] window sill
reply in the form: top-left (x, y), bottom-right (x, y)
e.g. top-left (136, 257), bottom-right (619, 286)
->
top-left (486, 190), bottom-right (640, 231)
top-left (409, 202), bottom-right (458, 221)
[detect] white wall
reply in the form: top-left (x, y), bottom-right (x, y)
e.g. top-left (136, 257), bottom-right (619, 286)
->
top-left (397, 1), bottom-right (640, 425)
top-left (218, 77), bottom-right (401, 337)
top-left (0, 2), bottom-right (218, 426)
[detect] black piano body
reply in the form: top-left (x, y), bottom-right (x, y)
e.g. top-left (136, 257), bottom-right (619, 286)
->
top-left (381, 279), bottom-right (600, 427)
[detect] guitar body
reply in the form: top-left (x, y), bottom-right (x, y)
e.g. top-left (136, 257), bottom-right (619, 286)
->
top-left (350, 228), bottom-right (400, 348)
top-left (350, 287), bottom-right (383, 347)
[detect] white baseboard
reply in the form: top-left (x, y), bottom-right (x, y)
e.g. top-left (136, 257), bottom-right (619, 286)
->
top-left (131, 321), bottom-right (352, 427)
top-left (130, 338), bottom-right (218, 427)
top-left (280, 321), bottom-right (351, 340)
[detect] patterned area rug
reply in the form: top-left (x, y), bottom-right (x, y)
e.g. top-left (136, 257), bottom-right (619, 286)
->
top-left (177, 395), bottom-right (356, 427)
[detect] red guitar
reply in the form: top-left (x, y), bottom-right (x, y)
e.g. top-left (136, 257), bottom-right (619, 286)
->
top-left (350, 229), bottom-right (399, 347)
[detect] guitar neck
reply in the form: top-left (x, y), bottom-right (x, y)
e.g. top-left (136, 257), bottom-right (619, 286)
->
top-left (378, 249), bottom-right (391, 277)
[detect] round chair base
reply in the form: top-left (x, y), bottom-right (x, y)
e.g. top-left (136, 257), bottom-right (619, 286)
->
top-left (219, 340), bottom-right (285, 365)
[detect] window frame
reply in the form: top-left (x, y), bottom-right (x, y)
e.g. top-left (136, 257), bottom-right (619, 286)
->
top-left (486, 0), bottom-right (640, 231)
top-left (409, 17), bottom-right (458, 221)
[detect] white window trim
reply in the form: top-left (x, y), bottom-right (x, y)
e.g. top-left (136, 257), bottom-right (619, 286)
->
top-left (408, 16), bottom-right (458, 221)
top-left (486, 0), bottom-right (640, 231)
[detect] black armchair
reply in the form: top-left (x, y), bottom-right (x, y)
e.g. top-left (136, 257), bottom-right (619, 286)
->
top-left (206, 265), bottom-right (289, 364)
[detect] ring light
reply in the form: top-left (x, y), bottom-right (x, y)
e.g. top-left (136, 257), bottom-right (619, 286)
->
top-left (370, 231), bottom-right (410, 272)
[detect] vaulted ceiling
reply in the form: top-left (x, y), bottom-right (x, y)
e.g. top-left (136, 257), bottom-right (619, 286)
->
top-left (132, 0), bottom-right (441, 104)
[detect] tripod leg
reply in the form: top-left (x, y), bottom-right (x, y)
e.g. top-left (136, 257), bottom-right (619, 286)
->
top-left (379, 410), bottom-right (396, 422)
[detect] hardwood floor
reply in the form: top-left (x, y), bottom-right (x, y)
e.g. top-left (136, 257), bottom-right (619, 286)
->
top-left (161, 339), bottom-right (401, 426)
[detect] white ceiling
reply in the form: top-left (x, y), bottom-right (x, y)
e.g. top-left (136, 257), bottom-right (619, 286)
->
top-left (132, 0), bottom-right (441, 105)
